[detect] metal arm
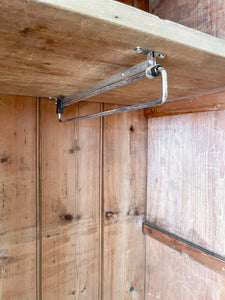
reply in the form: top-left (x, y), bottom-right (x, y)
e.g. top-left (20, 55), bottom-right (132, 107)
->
top-left (52, 48), bottom-right (168, 122)
top-left (59, 66), bottom-right (167, 122)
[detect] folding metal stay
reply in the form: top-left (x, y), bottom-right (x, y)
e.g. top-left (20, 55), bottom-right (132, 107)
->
top-left (51, 47), bottom-right (168, 122)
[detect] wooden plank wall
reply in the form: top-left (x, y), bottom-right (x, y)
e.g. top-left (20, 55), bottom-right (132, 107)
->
top-left (146, 111), bottom-right (225, 299)
top-left (40, 100), bottom-right (102, 299)
top-left (0, 96), bottom-right (147, 299)
top-left (149, 0), bottom-right (225, 38)
top-left (40, 101), bottom-right (147, 299)
top-left (103, 104), bottom-right (147, 299)
top-left (0, 95), bottom-right (37, 299)
top-left (145, 2), bottom-right (225, 299)
top-left (41, 101), bottom-right (147, 299)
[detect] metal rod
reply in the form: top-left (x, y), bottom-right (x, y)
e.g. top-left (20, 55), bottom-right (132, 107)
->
top-left (60, 67), bottom-right (167, 122)
top-left (64, 72), bottom-right (146, 107)
top-left (63, 61), bottom-right (148, 106)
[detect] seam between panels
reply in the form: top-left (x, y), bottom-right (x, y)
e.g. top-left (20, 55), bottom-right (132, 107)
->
top-left (99, 103), bottom-right (105, 300)
top-left (144, 115), bottom-right (149, 300)
top-left (36, 97), bottom-right (42, 300)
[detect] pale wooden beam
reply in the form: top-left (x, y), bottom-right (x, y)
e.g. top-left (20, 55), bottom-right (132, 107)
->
top-left (144, 92), bottom-right (225, 118)
top-left (143, 221), bottom-right (225, 277)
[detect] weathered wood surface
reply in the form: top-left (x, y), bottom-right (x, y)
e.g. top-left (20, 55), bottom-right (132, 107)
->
top-left (116, 0), bottom-right (149, 11)
top-left (144, 92), bottom-right (225, 118)
top-left (40, 99), bottom-right (102, 299)
top-left (149, 0), bottom-right (225, 38)
top-left (143, 222), bottom-right (225, 277)
top-left (103, 104), bottom-right (147, 299)
top-left (146, 238), bottom-right (225, 300)
top-left (0, 95), bottom-right (37, 299)
top-left (146, 111), bottom-right (225, 299)
top-left (0, 0), bottom-right (225, 105)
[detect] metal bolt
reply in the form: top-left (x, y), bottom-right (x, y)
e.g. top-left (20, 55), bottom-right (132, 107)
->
top-left (151, 108), bottom-right (155, 113)
top-left (158, 53), bottom-right (166, 59)
top-left (135, 46), bottom-right (143, 54)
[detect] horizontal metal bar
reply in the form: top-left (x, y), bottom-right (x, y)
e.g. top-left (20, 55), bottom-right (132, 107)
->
top-left (60, 67), bottom-right (167, 122)
top-left (63, 60), bottom-right (148, 106)
top-left (64, 72), bottom-right (146, 107)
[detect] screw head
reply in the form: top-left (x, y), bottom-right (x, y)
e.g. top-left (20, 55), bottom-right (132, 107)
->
top-left (158, 53), bottom-right (166, 59)
top-left (135, 46), bottom-right (143, 54)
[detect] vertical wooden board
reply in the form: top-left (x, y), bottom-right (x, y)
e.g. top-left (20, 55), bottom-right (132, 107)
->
top-left (0, 95), bottom-right (37, 299)
top-left (149, 0), bottom-right (225, 38)
top-left (40, 99), bottom-right (101, 299)
top-left (147, 111), bottom-right (225, 254)
top-left (103, 105), bottom-right (147, 299)
top-left (146, 111), bottom-right (225, 298)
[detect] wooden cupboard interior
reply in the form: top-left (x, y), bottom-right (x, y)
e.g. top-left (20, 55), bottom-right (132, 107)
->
top-left (1, 0), bottom-right (225, 299)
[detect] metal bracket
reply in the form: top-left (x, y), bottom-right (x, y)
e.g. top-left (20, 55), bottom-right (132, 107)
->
top-left (135, 46), bottom-right (166, 59)
top-left (51, 47), bottom-right (168, 122)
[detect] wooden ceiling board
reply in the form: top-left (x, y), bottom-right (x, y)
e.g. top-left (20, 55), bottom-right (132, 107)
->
top-left (0, 0), bottom-right (225, 105)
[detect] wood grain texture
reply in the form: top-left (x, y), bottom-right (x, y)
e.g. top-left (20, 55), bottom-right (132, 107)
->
top-left (144, 92), bottom-right (225, 118)
top-left (143, 222), bottom-right (225, 277)
top-left (146, 111), bottom-right (225, 298)
top-left (146, 238), bottom-right (225, 300)
top-left (149, 0), bottom-right (225, 38)
top-left (0, 95), bottom-right (37, 299)
top-left (40, 99), bottom-right (101, 299)
top-left (103, 105), bottom-right (147, 299)
top-left (0, 0), bottom-right (225, 105)
top-left (116, 0), bottom-right (149, 11)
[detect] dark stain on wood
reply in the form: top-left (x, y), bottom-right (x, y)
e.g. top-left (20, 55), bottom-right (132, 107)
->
top-left (1, 183), bottom-right (7, 209)
top-left (64, 214), bottom-right (74, 221)
top-left (129, 125), bottom-right (135, 132)
top-left (76, 215), bottom-right (81, 221)
top-left (134, 210), bottom-right (139, 216)
top-left (80, 286), bottom-right (86, 293)
top-left (105, 211), bottom-right (114, 218)
top-left (1, 155), bottom-right (10, 164)
top-left (127, 206), bottom-right (139, 216)
top-left (19, 27), bottom-right (33, 36)
top-left (45, 38), bottom-right (55, 45)
top-left (69, 139), bottom-right (81, 154)
top-left (69, 146), bottom-right (80, 154)
top-left (19, 25), bottom-right (48, 37)
top-left (129, 284), bottom-right (135, 292)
